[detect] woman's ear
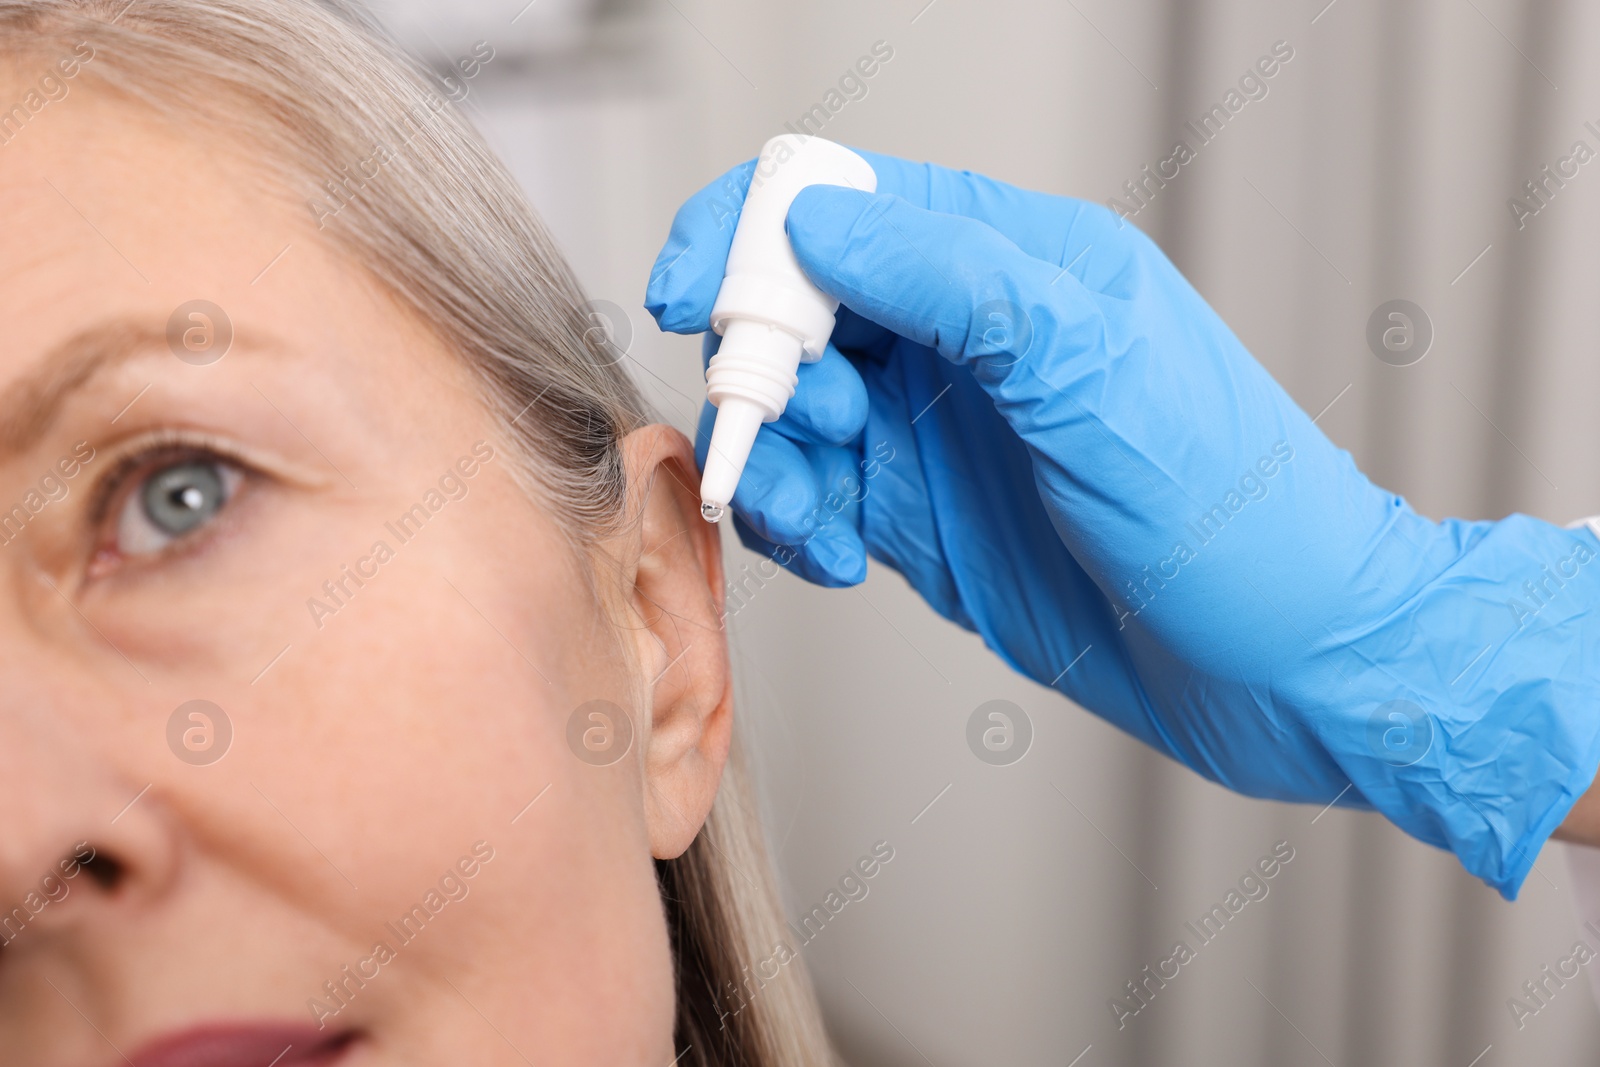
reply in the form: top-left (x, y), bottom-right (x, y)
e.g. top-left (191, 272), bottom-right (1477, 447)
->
top-left (611, 424), bottom-right (732, 859)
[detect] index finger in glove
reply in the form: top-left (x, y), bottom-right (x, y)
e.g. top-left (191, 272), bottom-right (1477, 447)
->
top-left (644, 149), bottom-right (1130, 339)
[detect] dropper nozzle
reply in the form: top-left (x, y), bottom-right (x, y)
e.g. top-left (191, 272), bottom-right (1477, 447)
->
top-left (698, 392), bottom-right (770, 523)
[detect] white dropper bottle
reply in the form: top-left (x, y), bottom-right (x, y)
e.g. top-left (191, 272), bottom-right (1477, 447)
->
top-left (699, 134), bottom-right (878, 522)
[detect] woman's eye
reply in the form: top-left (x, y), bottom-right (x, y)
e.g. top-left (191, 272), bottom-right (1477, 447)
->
top-left (115, 456), bottom-right (242, 556)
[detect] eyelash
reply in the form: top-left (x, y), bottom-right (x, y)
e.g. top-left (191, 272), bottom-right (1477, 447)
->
top-left (86, 430), bottom-right (254, 566)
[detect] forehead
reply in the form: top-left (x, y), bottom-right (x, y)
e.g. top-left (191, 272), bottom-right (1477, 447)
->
top-left (0, 82), bottom-right (470, 430)
top-left (0, 82), bottom-right (292, 289)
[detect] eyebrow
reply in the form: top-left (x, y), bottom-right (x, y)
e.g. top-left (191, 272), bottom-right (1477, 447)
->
top-left (0, 318), bottom-right (212, 462)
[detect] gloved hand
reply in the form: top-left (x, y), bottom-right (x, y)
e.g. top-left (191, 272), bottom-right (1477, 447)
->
top-left (644, 149), bottom-right (1600, 899)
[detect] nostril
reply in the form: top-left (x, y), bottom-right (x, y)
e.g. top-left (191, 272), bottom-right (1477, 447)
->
top-left (77, 849), bottom-right (126, 891)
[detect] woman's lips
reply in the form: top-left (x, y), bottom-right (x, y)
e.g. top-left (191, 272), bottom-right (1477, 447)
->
top-left (124, 1024), bottom-right (357, 1067)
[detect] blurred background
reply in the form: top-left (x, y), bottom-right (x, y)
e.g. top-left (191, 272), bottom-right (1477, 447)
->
top-left (371, 1), bottom-right (1600, 1063)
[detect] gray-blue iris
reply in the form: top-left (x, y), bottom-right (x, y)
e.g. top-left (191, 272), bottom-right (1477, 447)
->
top-left (141, 462), bottom-right (225, 536)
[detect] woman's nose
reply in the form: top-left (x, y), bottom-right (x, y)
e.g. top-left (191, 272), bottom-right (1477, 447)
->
top-left (0, 699), bottom-right (181, 942)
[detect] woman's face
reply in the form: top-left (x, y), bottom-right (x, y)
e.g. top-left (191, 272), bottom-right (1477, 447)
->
top-left (0, 85), bottom-right (732, 1065)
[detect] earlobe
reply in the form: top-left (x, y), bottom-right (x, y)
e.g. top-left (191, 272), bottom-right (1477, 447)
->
top-left (613, 424), bottom-right (733, 859)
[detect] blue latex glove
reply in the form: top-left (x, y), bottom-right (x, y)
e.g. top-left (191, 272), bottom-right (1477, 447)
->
top-left (645, 150), bottom-right (1600, 899)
